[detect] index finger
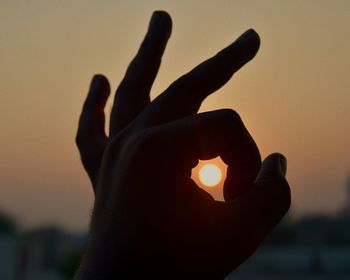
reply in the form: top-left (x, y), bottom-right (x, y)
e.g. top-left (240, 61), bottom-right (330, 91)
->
top-left (148, 109), bottom-right (261, 201)
top-left (109, 11), bottom-right (172, 136)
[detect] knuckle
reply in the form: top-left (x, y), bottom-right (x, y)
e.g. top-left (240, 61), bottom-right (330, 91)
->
top-left (116, 128), bottom-right (160, 162)
top-left (217, 109), bottom-right (245, 133)
top-left (130, 129), bottom-right (159, 155)
top-left (105, 127), bottom-right (166, 172)
top-left (219, 108), bottom-right (241, 123)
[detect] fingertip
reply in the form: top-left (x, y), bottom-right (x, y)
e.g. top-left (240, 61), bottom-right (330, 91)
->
top-left (91, 74), bottom-right (110, 93)
top-left (238, 29), bottom-right (260, 41)
top-left (213, 28), bottom-right (260, 76)
top-left (257, 153), bottom-right (287, 179)
top-left (149, 10), bottom-right (172, 37)
top-left (254, 153), bottom-right (291, 216)
top-left (278, 153), bottom-right (287, 176)
top-left (161, 11), bottom-right (173, 38)
top-left (232, 29), bottom-right (260, 63)
top-left (152, 10), bottom-right (172, 22)
top-left (89, 74), bottom-right (110, 104)
top-left (246, 29), bottom-right (260, 44)
top-left (250, 29), bottom-right (261, 55)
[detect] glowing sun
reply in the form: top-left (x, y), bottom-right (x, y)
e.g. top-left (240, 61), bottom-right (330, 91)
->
top-left (199, 163), bottom-right (222, 187)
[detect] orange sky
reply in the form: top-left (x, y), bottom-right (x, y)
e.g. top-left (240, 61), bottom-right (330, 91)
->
top-left (1, 0), bottom-right (350, 232)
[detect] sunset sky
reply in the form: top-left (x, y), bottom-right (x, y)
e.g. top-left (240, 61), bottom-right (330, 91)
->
top-left (1, 0), bottom-right (349, 232)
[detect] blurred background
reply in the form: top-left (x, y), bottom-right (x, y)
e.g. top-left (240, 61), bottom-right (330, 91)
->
top-left (0, 0), bottom-right (349, 279)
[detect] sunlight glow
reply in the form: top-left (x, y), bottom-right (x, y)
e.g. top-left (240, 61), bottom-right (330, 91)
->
top-left (199, 163), bottom-right (222, 187)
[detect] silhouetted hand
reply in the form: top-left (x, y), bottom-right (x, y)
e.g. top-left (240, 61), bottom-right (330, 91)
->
top-left (75, 11), bottom-right (291, 279)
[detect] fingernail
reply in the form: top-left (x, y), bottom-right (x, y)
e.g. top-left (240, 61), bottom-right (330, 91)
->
top-left (236, 29), bottom-right (259, 43)
top-left (226, 29), bottom-right (260, 62)
top-left (91, 74), bottom-right (107, 90)
top-left (257, 153), bottom-right (287, 180)
top-left (279, 154), bottom-right (287, 177)
top-left (90, 74), bottom-right (110, 98)
top-left (91, 75), bottom-right (102, 90)
top-left (149, 11), bottom-right (164, 31)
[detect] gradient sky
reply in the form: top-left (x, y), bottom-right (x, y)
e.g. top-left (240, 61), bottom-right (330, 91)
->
top-left (1, 0), bottom-right (349, 232)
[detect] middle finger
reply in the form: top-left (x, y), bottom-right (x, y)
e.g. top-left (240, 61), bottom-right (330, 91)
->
top-left (135, 29), bottom-right (260, 129)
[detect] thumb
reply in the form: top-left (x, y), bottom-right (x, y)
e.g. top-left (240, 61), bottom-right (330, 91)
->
top-left (254, 153), bottom-right (291, 227)
top-left (214, 153), bottom-right (290, 264)
top-left (256, 152), bottom-right (287, 181)
top-left (225, 153), bottom-right (291, 246)
top-left (223, 153), bottom-right (291, 235)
